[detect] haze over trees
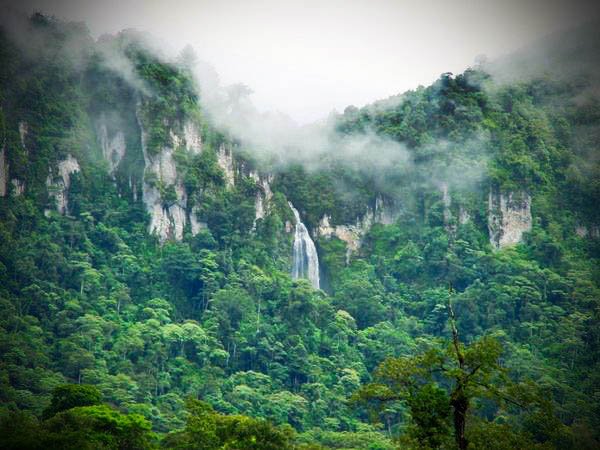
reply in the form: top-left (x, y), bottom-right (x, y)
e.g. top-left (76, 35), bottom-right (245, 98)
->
top-left (0, 12), bottom-right (599, 450)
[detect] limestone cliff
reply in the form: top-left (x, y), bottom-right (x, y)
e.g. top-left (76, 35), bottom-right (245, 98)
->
top-left (317, 194), bottom-right (400, 261)
top-left (250, 170), bottom-right (273, 225)
top-left (440, 182), bottom-right (452, 225)
top-left (488, 189), bottom-right (532, 249)
top-left (576, 225), bottom-right (600, 238)
top-left (97, 117), bottom-right (127, 175)
top-left (10, 121), bottom-right (28, 196)
top-left (317, 214), bottom-right (364, 262)
top-left (91, 103), bottom-right (245, 242)
top-left (138, 111), bottom-right (202, 241)
top-left (373, 194), bottom-right (400, 225)
top-left (46, 155), bottom-right (80, 215)
top-left (217, 144), bottom-right (235, 188)
top-left (458, 206), bottom-right (470, 225)
top-left (1, 121), bottom-right (29, 198)
top-left (438, 182), bottom-right (472, 229)
top-left (11, 179), bottom-right (24, 196)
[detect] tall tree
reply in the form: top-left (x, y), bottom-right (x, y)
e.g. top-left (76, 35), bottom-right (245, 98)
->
top-left (353, 301), bottom-right (535, 449)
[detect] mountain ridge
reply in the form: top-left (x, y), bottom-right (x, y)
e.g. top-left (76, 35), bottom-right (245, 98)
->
top-left (1, 12), bottom-right (599, 449)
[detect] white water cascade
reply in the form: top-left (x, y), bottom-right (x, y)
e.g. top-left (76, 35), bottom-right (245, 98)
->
top-left (289, 202), bottom-right (320, 289)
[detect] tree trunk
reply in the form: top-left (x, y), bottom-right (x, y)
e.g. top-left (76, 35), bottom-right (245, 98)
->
top-left (256, 298), bottom-right (261, 335)
top-left (451, 386), bottom-right (469, 450)
top-left (448, 297), bottom-right (469, 449)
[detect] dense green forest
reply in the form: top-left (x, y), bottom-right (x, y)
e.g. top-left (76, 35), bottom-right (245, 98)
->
top-left (1, 13), bottom-right (599, 449)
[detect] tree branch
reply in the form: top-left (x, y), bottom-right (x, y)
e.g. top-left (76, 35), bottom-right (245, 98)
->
top-left (464, 364), bottom-right (482, 382)
top-left (447, 285), bottom-right (464, 369)
top-left (473, 381), bottom-right (527, 409)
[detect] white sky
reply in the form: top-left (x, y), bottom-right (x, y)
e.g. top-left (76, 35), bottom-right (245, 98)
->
top-left (7, 0), bottom-right (600, 123)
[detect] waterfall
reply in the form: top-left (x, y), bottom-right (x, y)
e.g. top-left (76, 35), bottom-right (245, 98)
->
top-left (288, 202), bottom-right (320, 289)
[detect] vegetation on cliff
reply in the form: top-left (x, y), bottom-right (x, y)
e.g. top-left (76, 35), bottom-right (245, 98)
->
top-left (0, 13), bottom-right (599, 449)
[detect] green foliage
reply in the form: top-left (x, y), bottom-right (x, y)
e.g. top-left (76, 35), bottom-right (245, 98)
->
top-left (353, 333), bottom-right (555, 449)
top-left (404, 384), bottom-right (452, 449)
top-left (42, 383), bottom-right (102, 419)
top-left (163, 398), bottom-right (294, 449)
top-left (44, 404), bottom-right (155, 449)
top-left (0, 401), bottom-right (155, 450)
top-left (297, 427), bottom-right (396, 449)
top-left (1, 11), bottom-right (600, 450)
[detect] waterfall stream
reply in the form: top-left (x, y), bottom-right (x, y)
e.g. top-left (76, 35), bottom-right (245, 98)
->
top-left (288, 202), bottom-right (320, 289)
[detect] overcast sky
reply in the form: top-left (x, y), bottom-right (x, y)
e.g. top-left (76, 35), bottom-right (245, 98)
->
top-left (5, 0), bottom-right (600, 123)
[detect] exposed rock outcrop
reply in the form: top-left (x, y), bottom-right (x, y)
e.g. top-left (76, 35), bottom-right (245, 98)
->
top-left (576, 225), bottom-right (600, 238)
top-left (128, 175), bottom-right (139, 202)
top-left (458, 206), bottom-right (470, 225)
top-left (46, 155), bottom-right (80, 215)
top-left (18, 121), bottom-right (28, 148)
top-left (373, 194), bottom-right (400, 225)
top-left (2, 122), bottom-right (28, 198)
top-left (183, 122), bottom-right (202, 154)
top-left (98, 119), bottom-right (126, 174)
top-left (317, 194), bottom-right (400, 261)
top-left (250, 170), bottom-right (273, 225)
top-left (488, 189), bottom-right (532, 249)
top-left (317, 214), bottom-right (364, 262)
top-left (96, 105), bottom-right (244, 242)
top-left (438, 183), bottom-right (472, 228)
top-left (11, 179), bottom-right (24, 196)
top-left (141, 133), bottom-right (188, 241)
top-left (137, 103), bottom-right (207, 241)
top-left (217, 144), bottom-right (235, 187)
top-left (440, 182), bottom-right (452, 225)
top-left (12, 121), bottom-right (29, 195)
top-left (285, 220), bottom-right (293, 233)
top-left (190, 208), bottom-right (207, 235)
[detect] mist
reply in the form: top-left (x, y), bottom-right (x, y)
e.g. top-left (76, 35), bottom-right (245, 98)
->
top-left (6, 0), bottom-right (600, 124)
top-left (2, 0), bottom-right (599, 203)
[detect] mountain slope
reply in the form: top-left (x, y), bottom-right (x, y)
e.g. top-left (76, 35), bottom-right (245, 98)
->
top-left (0, 13), bottom-right (599, 449)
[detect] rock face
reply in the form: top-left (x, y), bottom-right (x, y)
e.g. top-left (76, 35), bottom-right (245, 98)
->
top-left (488, 189), bottom-right (532, 249)
top-left (189, 209), bottom-right (207, 235)
top-left (250, 170), bottom-right (273, 225)
top-left (217, 144), bottom-right (235, 188)
top-left (114, 103), bottom-right (247, 242)
top-left (19, 121), bottom-right (28, 148)
top-left (458, 206), bottom-right (470, 225)
top-left (136, 107), bottom-right (220, 242)
top-left (373, 194), bottom-right (399, 225)
top-left (140, 123), bottom-right (195, 241)
top-left (142, 144), bottom-right (186, 241)
top-left (317, 214), bottom-right (365, 262)
top-left (9, 121), bottom-right (29, 196)
top-left (11, 179), bottom-right (24, 196)
top-left (98, 119), bottom-right (126, 174)
top-left (576, 225), bottom-right (600, 238)
top-left (183, 122), bottom-right (202, 154)
top-left (46, 155), bottom-right (80, 214)
top-left (440, 182), bottom-right (452, 225)
top-left (91, 106), bottom-right (273, 242)
top-left (317, 194), bottom-right (400, 261)
top-left (2, 122), bottom-right (29, 198)
top-left (439, 182), bottom-right (472, 228)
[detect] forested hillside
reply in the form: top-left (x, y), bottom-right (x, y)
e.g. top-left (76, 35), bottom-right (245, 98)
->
top-left (0, 13), bottom-right (599, 449)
